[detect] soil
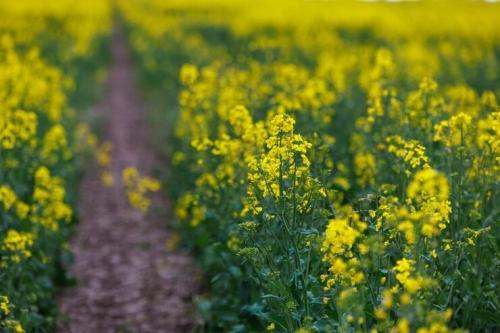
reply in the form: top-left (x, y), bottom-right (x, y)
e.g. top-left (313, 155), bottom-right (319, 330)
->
top-left (57, 28), bottom-right (199, 333)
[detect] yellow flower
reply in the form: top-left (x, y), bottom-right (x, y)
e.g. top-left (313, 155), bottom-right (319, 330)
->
top-left (16, 202), bottom-right (30, 219)
top-left (400, 292), bottom-right (411, 305)
top-left (2, 230), bottom-right (34, 262)
top-left (353, 152), bottom-right (377, 187)
top-left (96, 142), bottom-right (113, 167)
top-left (0, 296), bottom-right (10, 315)
top-left (393, 258), bottom-right (415, 285)
top-left (100, 171), bottom-right (114, 187)
top-left (4, 320), bottom-right (25, 333)
top-left (227, 235), bottom-right (241, 251)
top-left (122, 167), bottom-right (161, 213)
top-left (407, 168), bottom-right (449, 203)
top-left (180, 64), bottom-right (199, 85)
top-left (0, 185), bottom-right (17, 210)
top-left (374, 307), bottom-right (387, 320)
top-left (382, 289), bottom-right (393, 309)
top-left (15, 322), bottom-right (25, 333)
top-left (396, 318), bottom-right (410, 333)
top-left (322, 218), bottom-right (360, 256)
top-left (406, 168), bottom-right (451, 237)
top-left (42, 124), bottom-right (67, 159)
top-left (386, 135), bottom-right (429, 171)
top-left (434, 112), bottom-right (472, 147)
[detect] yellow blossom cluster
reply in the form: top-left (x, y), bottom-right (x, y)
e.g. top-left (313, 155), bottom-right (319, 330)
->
top-left (1, 230), bottom-right (34, 263)
top-left (122, 167), bottom-right (161, 213)
top-left (321, 209), bottom-right (366, 288)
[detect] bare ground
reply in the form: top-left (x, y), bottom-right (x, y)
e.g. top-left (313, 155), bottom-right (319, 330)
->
top-left (57, 28), bottom-right (199, 333)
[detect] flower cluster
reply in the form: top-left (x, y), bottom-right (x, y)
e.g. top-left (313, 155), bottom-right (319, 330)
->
top-left (122, 167), bottom-right (161, 213)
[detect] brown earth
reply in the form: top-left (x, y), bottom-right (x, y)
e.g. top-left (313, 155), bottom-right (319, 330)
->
top-left (57, 28), bottom-right (199, 333)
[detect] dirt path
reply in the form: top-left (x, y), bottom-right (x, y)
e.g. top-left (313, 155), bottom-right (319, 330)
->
top-left (57, 28), bottom-right (199, 333)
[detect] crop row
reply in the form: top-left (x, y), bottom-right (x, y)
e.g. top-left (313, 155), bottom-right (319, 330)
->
top-left (0, 1), bottom-right (111, 331)
top-left (119, 1), bottom-right (499, 332)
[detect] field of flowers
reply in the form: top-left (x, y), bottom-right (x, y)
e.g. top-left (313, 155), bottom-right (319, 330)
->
top-left (119, 0), bottom-right (499, 332)
top-left (0, 1), bottom-right (110, 331)
top-left (1, 0), bottom-right (499, 332)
